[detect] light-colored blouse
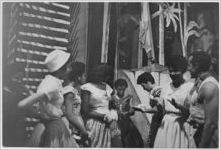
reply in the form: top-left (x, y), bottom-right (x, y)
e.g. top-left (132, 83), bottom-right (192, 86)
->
top-left (37, 75), bottom-right (64, 119)
top-left (81, 83), bottom-right (113, 115)
top-left (63, 85), bottom-right (81, 115)
top-left (161, 82), bottom-right (194, 113)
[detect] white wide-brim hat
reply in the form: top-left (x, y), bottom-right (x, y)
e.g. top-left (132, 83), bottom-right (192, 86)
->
top-left (44, 50), bottom-right (71, 73)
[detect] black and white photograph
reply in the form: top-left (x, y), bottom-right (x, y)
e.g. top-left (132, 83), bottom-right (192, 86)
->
top-left (1, 1), bottom-right (220, 148)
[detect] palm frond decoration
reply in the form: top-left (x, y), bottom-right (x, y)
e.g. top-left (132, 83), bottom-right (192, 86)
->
top-left (152, 3), bottom-right (182, 65)
top-left (184, 21), bottom-right (201, 47)
top-left (139, 2), bottom-right (155, 65)
top-left (178, 3), bottom-right (201, 56)
top-left (152, 3), bottom-right (182, 32)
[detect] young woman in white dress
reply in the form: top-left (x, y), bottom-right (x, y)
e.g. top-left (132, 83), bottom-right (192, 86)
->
top-left (153, 55), bottom-right (194, 148)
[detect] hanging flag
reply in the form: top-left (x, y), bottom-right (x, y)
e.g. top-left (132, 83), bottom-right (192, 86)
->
top-left (138, 3), bottom-right (155, 67)
top-left (101, 3), bottom-right (110, 63)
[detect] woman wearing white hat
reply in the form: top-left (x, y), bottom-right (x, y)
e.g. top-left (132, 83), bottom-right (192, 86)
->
top-left (18, 50), bottom-right (74, 147)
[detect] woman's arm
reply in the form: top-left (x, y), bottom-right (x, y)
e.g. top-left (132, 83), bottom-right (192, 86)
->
top-left (133, 105), bottom-right (158, 113)
top-left (64, 93), bottom-right (88, 136)
top-left (18, 92), bottom-right (47, 109)
top-left (168, 99), bottom-right (189, 116)
top-left (88, 111), bottom-right (106, 122)
top-left (142, 107), bottom-right (158, 113)
top-left (81, 90), bottom-right (105, 122)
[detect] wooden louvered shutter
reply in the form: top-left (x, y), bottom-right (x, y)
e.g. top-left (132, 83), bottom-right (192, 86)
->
top-left (68, 3), bottom-right (88, 63)
top-left (8, 2), bottom-right (71, 92)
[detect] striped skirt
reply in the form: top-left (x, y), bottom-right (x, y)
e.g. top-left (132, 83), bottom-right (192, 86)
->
top-left (86, 118), bottom-right (111, 148)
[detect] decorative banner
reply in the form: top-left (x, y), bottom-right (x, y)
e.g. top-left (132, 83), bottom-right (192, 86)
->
top-left (101, 3), bottom-right (110, 63)
top-left (159, 5), bottom-right (164, 65)
top-left (139, 3), bottom-right (155, 67)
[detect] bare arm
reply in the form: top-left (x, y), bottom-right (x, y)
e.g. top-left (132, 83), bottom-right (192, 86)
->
top-left (133, 104), bottom-right (158, 113)
top-left (142, 107), bottom-right (158, 113)
top-left (64, 93), bottom-right (88, 136)
top-left (168, 99), bottom-right (189, 116)
top-left (81, 90), bottom-right (105, 122)
top-left (18, 92), bottom-right (47, 109)
top-left (198, 82), bottom-right (219, 148)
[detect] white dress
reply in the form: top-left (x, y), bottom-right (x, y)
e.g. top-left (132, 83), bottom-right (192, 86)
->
top-left (37, 75), bottom-right (64, 119)
top-left (81, 82), bottom-right (115, 148)
top-left (154, 82), bottom-right (194, 148)
top-left (27, 75), bottom-right (75, 147)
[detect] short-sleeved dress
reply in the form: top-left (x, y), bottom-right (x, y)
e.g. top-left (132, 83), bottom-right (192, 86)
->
top-left (61, 85), bottom-right (84, 147)
top-left (154, 82), bottom-right (194, 148)
top-left (112, 94), bottom-right (144, 147)
top-left (36, 75), bottom-right (74, 147)
top-left (81, 82), bottom-right (113, 148)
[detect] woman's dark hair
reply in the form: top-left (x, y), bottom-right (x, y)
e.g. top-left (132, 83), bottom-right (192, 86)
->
top-left (189, 51), bottom-right (211, 72)
top-left (137, 72), bottom-right (155, 84)
top-left (87, 63), bottom-right (113, 84)
top-left (68, 62), bottom-right (85, 82)
top-left (167, 55), bottom-right (187, 73)
top-left (114, 79), bottom-right (128, 88)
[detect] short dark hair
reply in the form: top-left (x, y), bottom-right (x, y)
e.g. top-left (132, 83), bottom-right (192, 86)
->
top-left (114, 79), bottom-right (128, 88)
top-left (137, 72), bottom-right (155, 84)
top-left (167, 55), bottom-right (187, 73)
top-left (190, 51), bottom-right (211, 72)
top-left (68, 62), bottom-right (85, 82)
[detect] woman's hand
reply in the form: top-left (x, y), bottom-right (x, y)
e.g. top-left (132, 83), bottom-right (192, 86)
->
top-left (151, 88), bottom-right (162, 97)
top-left (150, 97), bottom-right (160, 107)
top-left (103, 113), bottom-right (113, 124)
top-left (127, 108), bottom-right (135, 116)
top-left (81, 130), bottom-right (91, 141)
top-left (79, 131), bottom-right (92, 147)
top-left (104, 110), bottom-right (118, 124)
top-left (168, 98), bottom-right (189, 117)
top-left (133, 104), bottom-right (148, 112)
top-left (18, 92), bottom-right (47, 109)
top-left (168, 98), bottom-right (177, 108)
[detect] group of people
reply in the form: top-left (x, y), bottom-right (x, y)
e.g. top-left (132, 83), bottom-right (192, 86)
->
top-left (16, 50), bottom-right (143, 148)
top-left (136, 52), bottom-right (218, 148)
top-left (10, 49), bottom-right (218, 148)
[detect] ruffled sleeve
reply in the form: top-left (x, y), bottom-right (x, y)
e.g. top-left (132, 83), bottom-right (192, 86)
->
top-left (63, 85), bottom-right (78, 96)
top-left (80, 83), bottom-right (94, 93)
top-left (106, 84), bottom-right (113, 97)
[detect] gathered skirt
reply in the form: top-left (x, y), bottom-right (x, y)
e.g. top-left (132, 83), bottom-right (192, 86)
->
top-left (118, 116), bottom-right (144, 147)
top-left (86, 118), bottom-right (111, 148)
top-left (25, 123), bottom-right (45, 147)
top-left (154, 114), bottom-right (189, 148)
top-left (39, 119), bottom-right (77, 147)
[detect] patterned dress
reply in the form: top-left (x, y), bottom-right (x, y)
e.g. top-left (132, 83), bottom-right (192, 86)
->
top-left (154, 82), bottom-right (194, 148)
top-left (61, 85), bottom-right (84, 147)
top-left (81, 83), bottom-right (113, 148)
top-left (113, 94), bottom-right (144, 147)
